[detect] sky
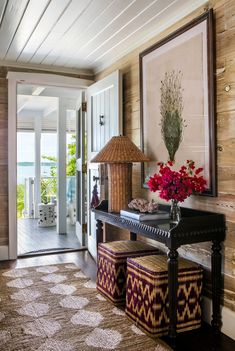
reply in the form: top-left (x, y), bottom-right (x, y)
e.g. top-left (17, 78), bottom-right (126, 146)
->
top-left (17, 132), bottom-right (74, 163)
top-left (17, 132), bottom-right (35, 163)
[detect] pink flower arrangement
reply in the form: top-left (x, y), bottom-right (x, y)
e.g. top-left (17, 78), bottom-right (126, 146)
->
top-left (147, 160), bottom-right (207, 202)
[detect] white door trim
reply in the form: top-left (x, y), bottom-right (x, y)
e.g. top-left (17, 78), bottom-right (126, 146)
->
top-left (7, 72), bottom-right (93, 260)
top-left (8, 78), bottom-right (17, 260)
top-left (7, 72), bottom-right (92, 89)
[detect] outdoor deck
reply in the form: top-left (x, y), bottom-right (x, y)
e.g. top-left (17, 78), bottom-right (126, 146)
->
top-left (17, 218), bottom-right (84, 256)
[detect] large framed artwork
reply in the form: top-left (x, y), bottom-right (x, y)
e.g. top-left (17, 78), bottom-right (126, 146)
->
top-left (140, 10), bottom-right (216, 196)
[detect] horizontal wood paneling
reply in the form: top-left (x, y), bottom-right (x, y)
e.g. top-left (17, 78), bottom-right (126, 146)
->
top-left (0, 166), bottom-right (8, 195)
top-left (0, 215), bottom-right (8, 246)
top-left (0, 77), bottom-right (8, 246)
top-left (96, 0), bottom-right (235, 313)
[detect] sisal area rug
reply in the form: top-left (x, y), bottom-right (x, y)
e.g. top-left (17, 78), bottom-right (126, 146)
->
top-left (0, 263), bottom-right (171, 351)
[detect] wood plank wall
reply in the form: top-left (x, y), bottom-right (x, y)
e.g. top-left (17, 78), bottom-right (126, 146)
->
top-left (0, 77), bottom-right (8, 247)
top-left (0, 67), bottom-right (93, 248)
top-left (96, 0), bottom-right (235, 312)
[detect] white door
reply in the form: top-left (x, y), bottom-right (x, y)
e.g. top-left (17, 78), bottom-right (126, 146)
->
top-left (87, 70), bottom-right (123, 260)
top-left (76, 91), bottom-right (86, 246)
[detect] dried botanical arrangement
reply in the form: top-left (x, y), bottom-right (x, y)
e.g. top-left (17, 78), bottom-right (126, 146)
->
top-left (160, 70), bottom-right (185, 161)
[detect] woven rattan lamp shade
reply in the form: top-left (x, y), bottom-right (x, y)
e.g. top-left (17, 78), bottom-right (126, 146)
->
top-left (91, 136), bottom-right (149, 212)
top-left (91, 136), bottom-right (149, 163)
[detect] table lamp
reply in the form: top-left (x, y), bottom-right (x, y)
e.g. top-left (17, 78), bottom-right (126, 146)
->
top-left (90, 135), bottom-right (149, 212)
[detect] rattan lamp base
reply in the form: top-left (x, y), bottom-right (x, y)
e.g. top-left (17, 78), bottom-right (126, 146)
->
top-left (108, 163), bottom-right (132, 212)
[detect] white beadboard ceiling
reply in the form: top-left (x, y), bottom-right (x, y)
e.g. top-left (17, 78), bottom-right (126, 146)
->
top-left (0, 0), bottom-right (207, 75)
top-left (17, 84), bottom-right (79, 131)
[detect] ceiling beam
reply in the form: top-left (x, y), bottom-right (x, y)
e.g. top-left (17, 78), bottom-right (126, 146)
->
top-left (17, 98), bottom-right (29, 113)
top-left (32, 86), bottom-right (45, 96)
top-left (43, 102), bottom-right (58, 117)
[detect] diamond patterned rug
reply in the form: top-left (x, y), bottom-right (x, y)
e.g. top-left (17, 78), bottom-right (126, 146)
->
top-left (0, 263), bottom-right (171, 351)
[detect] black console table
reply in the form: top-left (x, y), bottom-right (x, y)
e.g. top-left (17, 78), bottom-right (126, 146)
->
top-left (92, 200), bottom-right (226, 342)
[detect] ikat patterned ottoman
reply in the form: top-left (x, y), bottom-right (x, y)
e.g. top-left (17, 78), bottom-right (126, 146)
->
top-left (97, 240), bottom-right (161, 305)
top-left (125, 255), bottom-right (203, 336)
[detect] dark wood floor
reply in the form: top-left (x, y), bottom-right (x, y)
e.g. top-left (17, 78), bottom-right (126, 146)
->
top-left (0, 250), bottom-right (96, 280)
top-left (1, 251), bottom-right (234, 351)
top-left (18, 218), bottom-right (84, 255)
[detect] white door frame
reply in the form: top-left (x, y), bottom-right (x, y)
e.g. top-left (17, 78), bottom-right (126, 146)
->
top-left (7, 72), bottom-right (93, 259)
top-left (75, 91), bottom-right (86, 246)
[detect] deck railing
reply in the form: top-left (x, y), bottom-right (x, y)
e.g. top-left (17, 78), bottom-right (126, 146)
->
top-left (22, 176), bottom-right (76, 218)
top-left (41, 176), bottom-right (57, 204)
top-left (41, 176), bottom-right (76, 203)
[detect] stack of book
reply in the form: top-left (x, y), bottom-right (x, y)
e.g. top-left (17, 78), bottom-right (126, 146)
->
top-left (120, 209), bottom-right (169, 221)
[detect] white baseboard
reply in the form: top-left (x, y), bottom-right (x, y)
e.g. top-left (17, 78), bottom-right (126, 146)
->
top-left (0, 245), bottom-right (9, 260)
top-left (202, 296), bottom-right (235, 341)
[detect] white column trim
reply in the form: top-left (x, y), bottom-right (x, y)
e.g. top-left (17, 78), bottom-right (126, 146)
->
top-left (34, 112), bottom-right (42, 218)
top-left (57, 99), bottom-right (67, 234)
top-left (8, 79), bottom-right (17, 260)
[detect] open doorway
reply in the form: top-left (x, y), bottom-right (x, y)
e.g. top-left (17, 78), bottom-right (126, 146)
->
top-left (8, 71), bottom-right (121, 261)
top-left (16, 84), bottom-right (86, 256)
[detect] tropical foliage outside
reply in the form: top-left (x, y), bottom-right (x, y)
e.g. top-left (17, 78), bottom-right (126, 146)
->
top-left (17, 134), bottom-right (76, 218)
top-left (17, 184), bottom-right (25, 218)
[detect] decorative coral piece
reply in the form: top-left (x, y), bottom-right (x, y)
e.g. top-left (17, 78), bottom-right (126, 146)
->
top-left (128, 199), bottom-right (158, 213)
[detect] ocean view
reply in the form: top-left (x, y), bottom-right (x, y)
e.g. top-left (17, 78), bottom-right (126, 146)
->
top-left (17, 162), bottom-right (57, 184)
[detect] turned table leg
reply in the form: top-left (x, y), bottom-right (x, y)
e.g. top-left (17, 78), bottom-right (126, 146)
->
top-left (211, 240), bottom-right (222, 332)
top-left (96, 219), bottom-right (103, 251)
top-left (130, 232), bottom-right (137, 241)
top-left (167, 248), bottom-right (179, 341)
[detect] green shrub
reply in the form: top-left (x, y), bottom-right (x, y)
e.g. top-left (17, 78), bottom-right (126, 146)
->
top-left (41, 134), bottom-right (76, 203)
top-left (17, 184), bottom-right (25, 218)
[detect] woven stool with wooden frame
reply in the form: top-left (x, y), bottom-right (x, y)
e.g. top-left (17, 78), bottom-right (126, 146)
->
top-left (91, 136), bottom-right (149, 212)
top-left (96, 240), bottom-right (162, 305)
top-left (125, 255), bottom-right (203, 336)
